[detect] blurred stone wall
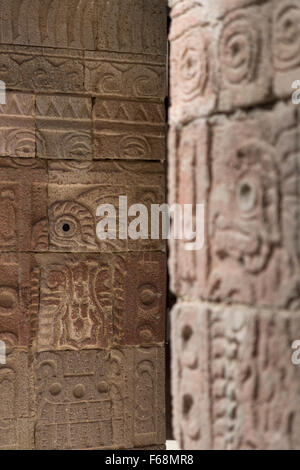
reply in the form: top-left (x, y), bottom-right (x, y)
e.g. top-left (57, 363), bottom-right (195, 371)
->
top-left (0, 0), bottom-right (167, 450)
top-left (169, 0), bottom-right (300, 450)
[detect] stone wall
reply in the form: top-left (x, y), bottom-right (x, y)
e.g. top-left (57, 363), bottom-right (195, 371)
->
top-left (169, 0), bottom-right (300, 449)
top-left (0, 0), bottom-right (167, 450)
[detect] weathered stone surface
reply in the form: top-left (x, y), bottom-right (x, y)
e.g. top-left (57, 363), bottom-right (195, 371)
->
top-left (29, 252), bottom-right (165, 351)
top-left (272, 0), bottom-right (300, 99)
top-left (36, 94), bottom-right (92, 160)
top-left (0, 92), bottom-right (35, 159)
top-left (172, 302), bottom-right (300, 450)
top-left (93, 99), bottom-right (166, 160)
top-left (208, 102), bottom-right (299, 309)
top-left (169, 5), bottom-right (216, 125)
top-left (34, 347), bottom-right (165, 450)
top-left (168, 121), bottom-right (209, 298)
top-left (0, 159), bottom-right (47, 252)
top-left (0, 350), bottom-right (34, 450)
top-left (169, 0), bottom-right (273, 122)
top-left (0, 45), bottom-right (85, 94)
top-left (0, 0), bottom-right (167, 55)
top-left (48, 160), bottom-right (165, 253)
top-left (85, 51), bottom-right (166, 100)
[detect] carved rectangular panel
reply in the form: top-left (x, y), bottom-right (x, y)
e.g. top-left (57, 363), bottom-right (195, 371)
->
top-left (36, 95), bottom-right (92, 160)
top-left (0, 351), bottom-right (34, 450)
top-left (0, 253), bottom-right (29, 348)
top-left (207, 102), bottom-right (299, 309)
top-left (0, 92), bottom-right (35, 159)
top-left (97, 0), bottom-right (167, 55)
top-left (34, 346), bottom-right (165, 450)
top-left (93, 99), bottom-right (166, 160)
top-left (85, 51), bottom-right (166, 100)
top-left (30, 252), bottom-right (165, 352)
top-left (0, 159), bottom-right (48, 252)
top-left (168, 121), bottom-right (209, 298)
top-left (172, 301), bottom-right (300, 450)
top-left (0, 0), bottom-right (167, 55)
top-left (0, 45), bottom-right (85, 94)
top-left (48, 160), bottom-right (165, 253)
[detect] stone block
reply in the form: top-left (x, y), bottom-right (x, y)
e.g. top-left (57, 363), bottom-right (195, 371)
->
top-left (207, 102), bottom-right (300, 309)
top-left (0, 159), bottom-right (48, 252)
top-left (172, 302), bottom-right (300, 450)
top-left (168, 121), bottom-right (209, 298)
top-left (34, 346), bottom-right (165, 450)
top-left (0, 350), bottom-right (34, 450)
top-left (0, 92), bottom-right (35, 159)
top-left (93, 99), bottom-right (166, 160)
top-left (169, 6), bottom-right (217, 124)
top-left (272, 0), bottom-right (300, 99)
top-left (214, 2), bottom-right (272, 112)
top-left (97, 0), bottom-right (167, 55)
top-left (0, 45), bottom-right (84, 94)
top-left (84, 51), bottom-right (166, 100)
top-left (36, 95), bottom-right (92, 160)
top-left (29, 252), bottom-right (165, 352)
top-left (48, 160), bottom-right (165, 253)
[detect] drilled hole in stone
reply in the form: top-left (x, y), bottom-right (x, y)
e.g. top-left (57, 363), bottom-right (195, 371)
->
top-left (238, 182), bottom-right (256, 212)
top-left (183, 394), bottom-right (193, 417)
top-left (62, 223), bottom-right (71, 232)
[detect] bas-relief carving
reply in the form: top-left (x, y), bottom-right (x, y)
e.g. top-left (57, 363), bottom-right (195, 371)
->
top-left (172, 302), bottom-right (300, 450)
top-left (35, 347), bottom-right (164, 450)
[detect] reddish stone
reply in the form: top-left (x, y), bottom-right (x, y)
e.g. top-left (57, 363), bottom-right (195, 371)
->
top-left (172, 301), bottom-right (300, 450)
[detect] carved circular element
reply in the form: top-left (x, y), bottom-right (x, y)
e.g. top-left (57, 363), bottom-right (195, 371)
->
top-left (273, 4), bottom-right (300, 71)
top-left (138, 283), bottom-right (158, 309)
top-left (219, 12), bottom-right (258, 85)
top-left (49, 382), bottom-right (62, 396)
top-left (0, 287), bottom-right (17, 316)
top-left (118, 135), bottom-right (151, 159)
top-left (177, 30), bottom-right (207, 100)
top-left (73, 384), bottom-right (85, 399)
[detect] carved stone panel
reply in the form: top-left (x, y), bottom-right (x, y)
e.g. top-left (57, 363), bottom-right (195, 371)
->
top-left (172, 302), bottom-right (300, 450)
top-left (34, 346), bottom-right (165, 450)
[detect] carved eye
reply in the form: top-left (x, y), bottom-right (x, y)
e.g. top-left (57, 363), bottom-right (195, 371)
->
top-left (237, 180), bottom-right (257, 213)
top-left (54, 216), bottom-right (78, 238)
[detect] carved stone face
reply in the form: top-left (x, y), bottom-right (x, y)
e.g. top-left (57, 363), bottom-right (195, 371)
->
top-left (211, 139), bottom-right (280, 274)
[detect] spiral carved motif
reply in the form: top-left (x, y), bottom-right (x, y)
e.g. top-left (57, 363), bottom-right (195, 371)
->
top-left (177, 29), bottom-right (207, 100)
top-left (273, 4), bottom-right (300, 71)
top-left (219, 11), bottom-right (258, 85)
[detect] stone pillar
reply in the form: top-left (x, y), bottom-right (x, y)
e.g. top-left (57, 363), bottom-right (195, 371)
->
top-left (0, 0), bottom-right (167, 450)
top-left (169, 0), bottom-right (300, 449)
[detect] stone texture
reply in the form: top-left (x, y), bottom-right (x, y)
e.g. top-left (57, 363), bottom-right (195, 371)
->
top-left (0, 350), bottom-right (34, 450)
top-left (0, 92), bottom-right (35, 159)
top-left (34, 347), bottom-right (165, 450)
top-left (26, 252), bottom-right (166, 352)
top-left (0, 159), bottom-right (47, 252)
top-left (272, 0), bottom-right (300, 99)
top-left (0, 0), bottom-right (167, 55)
top-left (93, 99), bottom-right (166, 161)
top-left (0, 0), bottom-right (167, 451)
top-left (172, 302), bottom-right (300, 450)
top-left (85, 51), bottom-right (166, 100)
top-left (48, 160), bottom-right (165, 253)
top-left (169, 0), bottom-right (300, 452)
top-left (36, 95), bottom-right (92, 160)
